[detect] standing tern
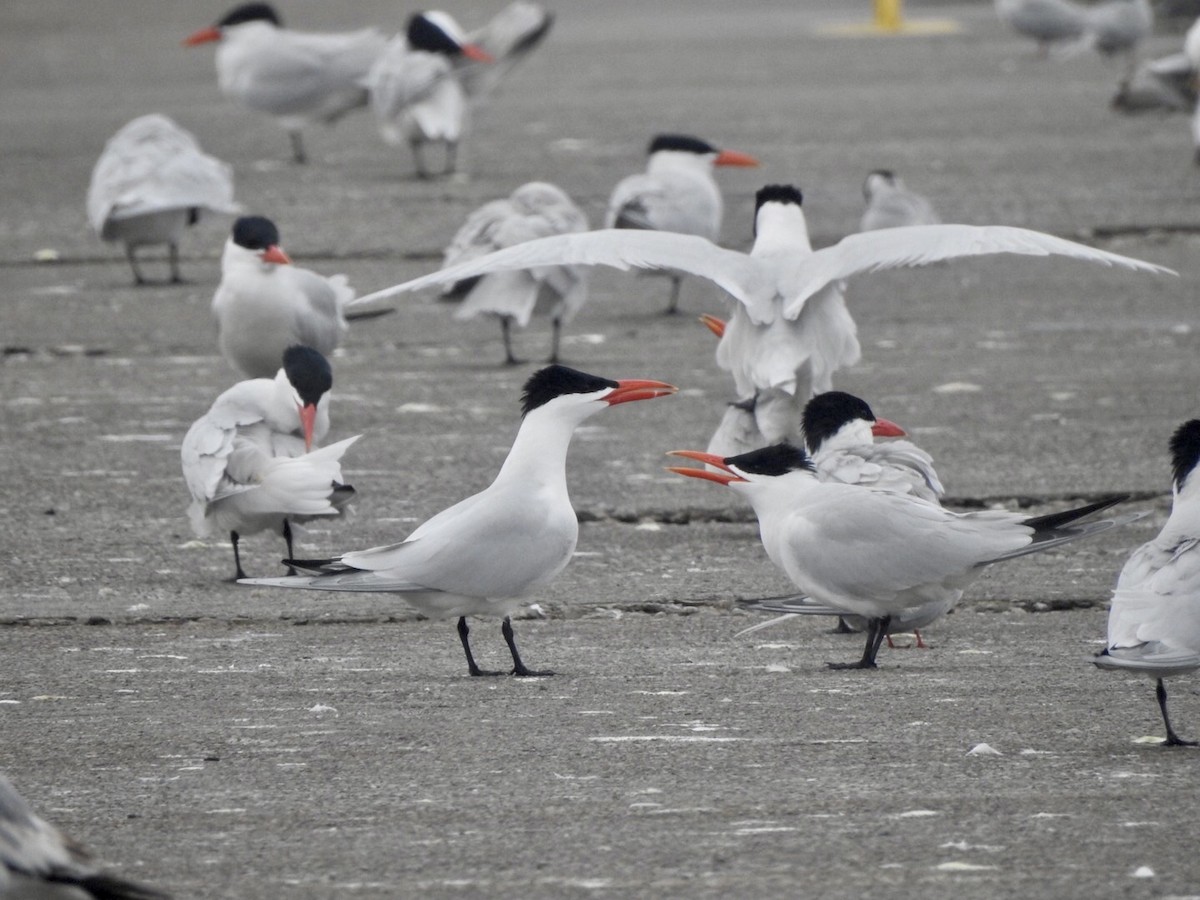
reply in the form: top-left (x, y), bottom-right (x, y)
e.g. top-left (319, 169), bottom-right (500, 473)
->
top-left (0, 772), bottom-right (169, 899)
top-left (858, 170), bottom-right (940, 233)
top-left (182, 345), bottom-right (359, 580)
top-left (1094, 420), bottom-right (1200, 746)
top-left (184, 3), bottom-right (386, 164)
top-left (364, 11), bottom-right (494, 179)
top-left (86, 114), bottom-right (240, 285)
top-left (440, 181), bottom-right (589, 364)
top-left (995, 0), bottom-right (1152, 77)
top-left (241, 365), bottom-right (677, 677)
top-left (668, 443), bottom-right (1135, 669)
top-left (212, 215), bottom-right (357, 379)
top-left (354, 184), bottom-right (1174, 448)
top-left (743, 391), bottom-right (945, 643)
top-left (604, 134), bottom-right (760, 314)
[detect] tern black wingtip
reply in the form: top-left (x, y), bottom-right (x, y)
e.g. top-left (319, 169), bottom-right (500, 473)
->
top-left (1021, 495), bottom-right (1127, 531)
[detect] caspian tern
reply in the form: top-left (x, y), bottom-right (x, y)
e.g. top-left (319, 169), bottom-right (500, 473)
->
top-left (182, 345), bottom-right (359, 580)
top-left (669, 443), bottom-right (1134, 669)
top-left (364, 11), bottom-right (495, 178)
top-left (456, 2), bottom-right (554, 102)
top-left (858, 170), bottom-right (940, 233)
top-left (356, 184), bottom-right (1174, 450)
top-left (604, 134), bottom-right (760, 313)
top-left (86, 114), bottom-right (240, 285)
top-left (184, 3), bottom-right (386, 164)
top-left (440, 181), bottom-right (589, 364)
top-left (1094, 419), bottom-right (1200, 746)
top-left (241, 365), bottom-right (677, 677)
top-left (0, 772), bottom-right (168, 899)
top-left (212, 215), bottom-right (353, 379)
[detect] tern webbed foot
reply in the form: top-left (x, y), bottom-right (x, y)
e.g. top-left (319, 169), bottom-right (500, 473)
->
top-left (1156, 678), bottom-right (1197, 746)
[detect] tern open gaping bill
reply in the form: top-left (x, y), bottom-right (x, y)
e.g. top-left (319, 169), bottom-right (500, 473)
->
top-left (669, 443), bottom-right (1138, 669)
top-left (240, 365), bottom-right (678, 677)
top-left (1094, 419), bottom-right (1200, 746)
top-left (184, 3), bottom-right (386, 164)
top-left (87, 114), bottom-right (240, 285)
top-left (181, 345), bottom-right (359, 580)
top-left (0, 772), bottom-right (169, 899)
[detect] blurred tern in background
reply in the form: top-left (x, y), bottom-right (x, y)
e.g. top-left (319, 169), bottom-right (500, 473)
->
top-left (182, 345), bottom-right (359, 580)
top-left (365, 5), bottom-right (552, 178)
top-left (87, 114), bottom-right (240, 285)
top-left (1095, 419), bottom-right (1200, 746)
top-left (858, 170), bottom-right (940, 232)
top-left (184, 3), bottom-right (386, 164)
top-left (241, 365), bottom-right (677, 677)
top-left (669, 443), bottom-right (1136, 669)
top-left (605, 134), bottom-right (760, 313)
top-left (0, 772), bottom-right (169, 899)
top-left (355, 184), bottom-right (1174, 452)
top-left (995, 0), bottom-right (1152, 79)
top-left (212, 215), bottom-right (388, 379)
top-left (439, 181), bottom-right (589, 364)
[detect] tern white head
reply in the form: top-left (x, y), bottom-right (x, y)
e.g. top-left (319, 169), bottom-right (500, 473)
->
top-left (1095, 419), bottom-right (1200, 746)
top-left (240, 364), bottom-right (678, 677)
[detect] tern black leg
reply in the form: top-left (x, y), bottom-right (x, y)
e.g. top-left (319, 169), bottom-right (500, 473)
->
top-left (547, 317), bottom-right (562, 364)
top-left (500, 317), bottom-right (522, 365)
top-left (125, 246), bottom-right (147, 286)
top-left (282, 520), bottom-right (298, 576)
top-left (1156, 678), bottom-right (1197, 747)
top-left (458, 617), bottom-right (503, 677)
top-left (289, 131), bottom-right (307, 165)
top-left (831, 616), bottom-right (854, 634)
top-left (168, 241), bottom-right (184, 284)
top-left (443, 142), bottom-right (457, 177)
top-left (663, 275), bottom-right (682, 315)
top-left (502, 616), bottom-right (553, 677)
top-left (229, 530), bottom-right (247, 581)
top-left (827, 615), bottom-right (891, 670)
top-left (410, 141), bottom-right (430, 179)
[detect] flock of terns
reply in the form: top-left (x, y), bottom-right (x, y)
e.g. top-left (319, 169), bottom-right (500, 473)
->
top-left (9, 2), bottom-right (1200, 896)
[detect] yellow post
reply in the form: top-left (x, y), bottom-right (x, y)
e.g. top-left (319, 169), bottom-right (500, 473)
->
top-left (874, 0), bottom-right (903, 32)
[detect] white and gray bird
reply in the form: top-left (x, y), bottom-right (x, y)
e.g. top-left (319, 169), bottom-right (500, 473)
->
top-left (1095, 419), bottom-right (1200, 746)
top-left (737, 391), bottom-right (945, 645)
top-left (0, 772), bottom-right (169, 899)
top-left (1111, 51), bottom-right (1196, 113)
top-left (858, 170), bottom-right (940, 232)
top-left (995, 0), bottom-right (1152, 75)
top-left (184, 3), bottom-right (386, 164)
top-left (241, 365), bottom-right (677, 677)
top-left (457, 2), bottom-right (554, 101)
top-left (212, 215), bottom-right (355, 379)
top-left (439, 181), bottom-right (589, 364)
top-left (604, 133), bottom-right (760, 313)
top-left (86, 114), bottom-right (240, 285)
top-left (353, 184), bottom-right (1174, 454)
top-left (669, 443), bottom-right (1136, 669)
top-left (182, 345), bottom-right (359, 580)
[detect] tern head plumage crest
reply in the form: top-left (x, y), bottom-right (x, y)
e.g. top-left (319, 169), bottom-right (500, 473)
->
top-left (647, 134), bottom-right (718, 156)
top-left (724, 443), bottom-right (815, 477)
top-left (232, 215), bottom-right (281, 251)
top-left (802, 391), bottom-right (878, 453)
top-left (407, 11), bottom-right (469, 53)
top-left (218, 2), bottom-right (281, 28)
top-left (1169, 419), bottom-right (1200, 493)
top-left (282, 345), bottom-right (332, 407)
top-left (521, 365), bottom-right (618, 417)
top-left (753, 184), bottom-right (804, 237)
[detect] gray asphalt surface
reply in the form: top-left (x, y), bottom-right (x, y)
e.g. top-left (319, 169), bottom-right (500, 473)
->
top-left (3, 1), bottom-right (1200, 897)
